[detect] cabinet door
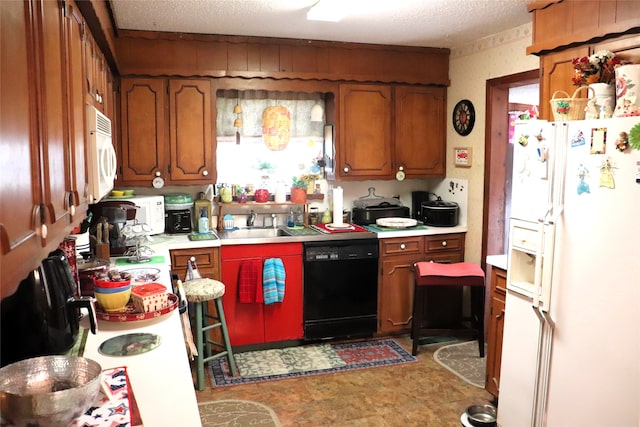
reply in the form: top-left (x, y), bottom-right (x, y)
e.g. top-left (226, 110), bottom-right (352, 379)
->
top-left (0, 0), bottom-right (43, 297)
top-left (338, 84), bottom-right (392, 179)
top-left (64, 0), bottom-right (88, 219)
top-left (486, 267), bottom-right (506, 397)
top-left (379, 255), bottom-right (421, 333)
top-left (36, 0), bottom-right (72, 240)
top-left (120, 78), bottom-right (168, 183)
top-left (263, 254), bottom-right (304, 343)
top-left (394, 86), bottom-right (446, 178)
top-left (168, 79), bottom-right (214, 183)
top-left (170, 247), bottom-right (220, 280)
top-left (540, 46), bottom-right (589, 120)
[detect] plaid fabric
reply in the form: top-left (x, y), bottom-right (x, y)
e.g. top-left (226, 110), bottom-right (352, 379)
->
top-left (238, 259), bottom-right (262, 303)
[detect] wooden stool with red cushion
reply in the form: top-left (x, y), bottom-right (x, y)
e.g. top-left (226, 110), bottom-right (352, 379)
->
top-left (412, 261), bottom-right (486, 356)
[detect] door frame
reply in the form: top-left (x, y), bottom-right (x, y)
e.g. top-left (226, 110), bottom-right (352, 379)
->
top-left (481, 69), bottom-right (539, 271)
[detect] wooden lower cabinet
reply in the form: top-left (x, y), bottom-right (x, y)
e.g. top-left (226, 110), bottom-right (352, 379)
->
top-left (170, 246), bottom-right (220, 280)
top-left (377, 233), bottom-right (465, 334)
top-left (485, 265), bottom-right (507, 398)
top-left (220, 243), bottom-right (303, 346)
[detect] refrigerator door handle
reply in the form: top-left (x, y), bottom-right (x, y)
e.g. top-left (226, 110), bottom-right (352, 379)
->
top-left (533, 219), bottom-right (545, 308)
top-left (539, 221), bottom-right (556, 312)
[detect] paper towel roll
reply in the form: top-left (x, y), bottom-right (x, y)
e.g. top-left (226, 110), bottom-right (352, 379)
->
top-left (275, 182), bottom-right (286, 203)
top-left (332, 186), bottom-right (343, 225)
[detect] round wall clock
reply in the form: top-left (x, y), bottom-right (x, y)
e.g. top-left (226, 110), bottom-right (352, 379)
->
top-left (453, 99), bottom-right (475, 136)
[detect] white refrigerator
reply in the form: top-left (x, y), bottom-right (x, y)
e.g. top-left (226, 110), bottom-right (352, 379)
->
top-left (499, 117), bottom-right (640, 427)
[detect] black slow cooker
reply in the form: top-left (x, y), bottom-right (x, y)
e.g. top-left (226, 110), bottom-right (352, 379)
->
top-left (421, 197), bottom-right (459, 227)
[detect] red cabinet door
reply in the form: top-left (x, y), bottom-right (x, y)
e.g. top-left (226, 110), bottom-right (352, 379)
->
top-left (221, 243), bottom-right (303, 346)
top-left (263, 254), bottom-right (303, 343)
top-left (220, 256), bottom-right (265, 346)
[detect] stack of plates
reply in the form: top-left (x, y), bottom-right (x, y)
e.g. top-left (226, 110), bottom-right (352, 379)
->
top-left (375, 217), bottom-right (418, 228)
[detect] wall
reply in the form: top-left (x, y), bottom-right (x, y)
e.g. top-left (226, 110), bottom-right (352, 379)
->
top-left (447, 23), bottom-right (539, 264)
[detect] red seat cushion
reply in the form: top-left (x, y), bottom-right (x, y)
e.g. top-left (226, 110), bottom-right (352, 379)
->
top-left (414, 262), bottom-right (485, 287)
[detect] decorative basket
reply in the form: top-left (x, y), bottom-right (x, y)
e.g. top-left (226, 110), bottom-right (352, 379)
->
top-left (549, 86), bottom-right (594, 121)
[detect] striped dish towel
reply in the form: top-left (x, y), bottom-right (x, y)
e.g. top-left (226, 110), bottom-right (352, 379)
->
top-left (263, 258), bottom-right (286, 305)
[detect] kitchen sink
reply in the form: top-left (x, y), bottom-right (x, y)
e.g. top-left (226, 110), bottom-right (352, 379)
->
top-left (221, 227), bottom-right (292, 239)
top-left (220, 226), bottom-right (322, 240)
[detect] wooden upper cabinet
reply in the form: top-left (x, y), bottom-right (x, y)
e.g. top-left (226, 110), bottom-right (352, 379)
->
top-left (36, 0), bottom-right (72, 241)
top-left (1, 0), bottom-right (88, 296)
top-left (394, 86), bottom-right (446, 178)
top-left (119, 77), bottom-right (216, 186)
top-left (1, 0), bottom-right (42, 296)
top-left (338, 84), bottom-right (393, 179)
top-left (64, 0), bottom-right (88, 218)
top-left (338, 84), bottom-right (446, 180)
top-left (528, 0), bottom-right (640, 55)
top-left (539, 45), bottom-right (589, 120)
top-left (120, 78), bottom-right (168, 183)
top-left (168, 79), bottom-right (215, 183)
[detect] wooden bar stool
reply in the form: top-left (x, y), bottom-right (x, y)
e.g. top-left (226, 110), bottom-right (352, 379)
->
top-left (183, 278), bottom-right (238, 390)
top-left (411, 261), bottom-right (485, 357)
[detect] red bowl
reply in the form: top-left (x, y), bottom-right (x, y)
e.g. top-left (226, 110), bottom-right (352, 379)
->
top-left (93, 277), bottom-right (132, 289)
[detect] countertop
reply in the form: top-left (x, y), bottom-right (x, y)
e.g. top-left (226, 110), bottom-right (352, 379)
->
top-left (81, 250), bottom-right (202, 427)
top-left (150, 223), bottom-right (468, 249)
top-left (486, 254), bottom-right (508, 271)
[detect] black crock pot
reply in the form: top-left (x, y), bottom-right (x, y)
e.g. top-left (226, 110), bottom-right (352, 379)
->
top-left (421, 198), bottom-right (459, 227)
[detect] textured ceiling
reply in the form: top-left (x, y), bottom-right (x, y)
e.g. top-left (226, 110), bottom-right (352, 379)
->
top-left (109, 0), bottom-right (532, 49)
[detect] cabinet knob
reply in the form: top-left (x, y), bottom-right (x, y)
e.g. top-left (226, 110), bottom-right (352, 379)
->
top-left (41, 223), bottom-right (48, 239)
top-left (400, 243), bottom-right (406, 250)
top-left (155, 171), bottom-right (161, 177)
top-left (343, 166), bottom-right (349, 173)
top-left (441, 241), bottom-right (447, 247)
top-left (69, 205), bottom-right (76, 216)
top-left (398, 166), bottom-right (404, 171)
top-left (202, 170), bottom-right (209, 176)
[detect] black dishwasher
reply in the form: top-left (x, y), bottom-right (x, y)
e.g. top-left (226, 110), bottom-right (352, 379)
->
top-left (303, 239), bottom-right (379, 340)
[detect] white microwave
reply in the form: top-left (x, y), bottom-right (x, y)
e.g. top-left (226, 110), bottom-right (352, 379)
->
top-left (117, 195), bottom-right (165, 235)
top-left (86, 105), bottom-right (117, 203)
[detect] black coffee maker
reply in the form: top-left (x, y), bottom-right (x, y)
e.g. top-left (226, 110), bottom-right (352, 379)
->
top-left (411, 191), bottom-right (436, 220)
top-left (0, 250), bottom-right (97, 367)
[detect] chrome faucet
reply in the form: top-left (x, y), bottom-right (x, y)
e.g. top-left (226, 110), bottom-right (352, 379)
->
top-left (263, 213), bottom-right (277, 228)
top-left (247, 210), bottom-right (256, 227)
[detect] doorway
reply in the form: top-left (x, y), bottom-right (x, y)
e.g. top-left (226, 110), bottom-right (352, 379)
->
top-left (481, 70), bottom-right (539, 269)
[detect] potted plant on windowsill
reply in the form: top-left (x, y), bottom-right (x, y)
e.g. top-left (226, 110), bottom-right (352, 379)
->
top-left (290, 176), bottom-right (308, 204)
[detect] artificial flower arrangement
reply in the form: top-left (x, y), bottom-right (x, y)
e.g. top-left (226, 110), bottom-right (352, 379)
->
top-left (571, 50), bottom-right (621, 86)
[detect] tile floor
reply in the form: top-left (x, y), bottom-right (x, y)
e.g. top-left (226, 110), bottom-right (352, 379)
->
top-left (194, 335), bottom-right (495, 426)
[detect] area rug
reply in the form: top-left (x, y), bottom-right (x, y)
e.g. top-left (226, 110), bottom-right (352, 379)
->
top-left (199, 400), bottom-right (281, 426)
top-left (433, 340), bottom-right (486, 388)
top-left (209, 338), bottom-right (418, 387)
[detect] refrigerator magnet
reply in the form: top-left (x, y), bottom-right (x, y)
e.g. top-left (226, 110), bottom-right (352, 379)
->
top-left (615, 132), bottom-right (629, 152)
top-left (590, 127), bottom-right (607, 154)
top-left (577, 164), bottom-right (590, 195)
top-left (598, 157), bottom-right (616, 189)
top-left (570, 130), bottom-right (586, 147)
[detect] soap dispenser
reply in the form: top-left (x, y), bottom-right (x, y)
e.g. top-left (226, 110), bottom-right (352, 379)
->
top-left (287, 209), bottom-right (295, 228)
top-left (198, 207), bottom-right (209, 233)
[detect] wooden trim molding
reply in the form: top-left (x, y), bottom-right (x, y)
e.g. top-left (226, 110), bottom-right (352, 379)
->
top-left (115, 30), bottom-right (451, 85)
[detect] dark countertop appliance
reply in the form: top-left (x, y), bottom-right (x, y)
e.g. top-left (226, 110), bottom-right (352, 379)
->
top-left (421, 197), bottom-right (459, 227)
top-left (0, 250), bottom-right (97, 367)
top-left (164, 193), bottom-right (193, 234)
top-left (351, 187), bottom-right (410, 225)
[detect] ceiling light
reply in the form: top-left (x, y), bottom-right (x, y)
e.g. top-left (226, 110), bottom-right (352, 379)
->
top-left (307, 1), bottom-right (345, 22)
